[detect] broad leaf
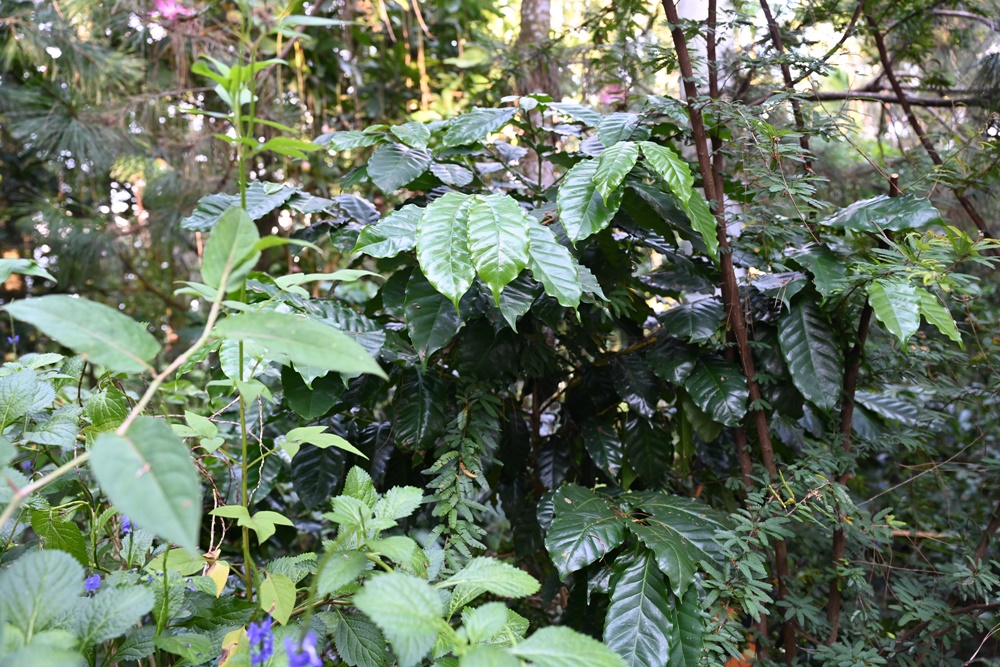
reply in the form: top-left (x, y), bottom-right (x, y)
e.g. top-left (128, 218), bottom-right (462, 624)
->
top-left (367, 143), bottom-right (432, 193)
top-left (526, 218), bottom-right (583, 308)
top-left (582, 417), bottom-right (623, 480)
top-left (598, 113), bottom-right (644, 147)
top-left (214, 311), bottom-right (386, 378)
top-left (91, 417), bottom-right (202, 552)
top-left (626, 491), bottom-right (730, 595)
top-left (667, 587), bottom-right (704, 667)
top-left (201, 207), bottom-right (261, 293)
top-left (391, 122), bottom-right (431, 149)
top-left (31, 512), bottom-right (89, 567)
top-left (180, 181), bottom-right (297, 231)
top-left (558, 159), bottom-right (624, 242)
top-left (496, 273), bottom-right (540, 331)
top-left (549, 102), bottom-right (603, 127)
top-left (3, 296), bottom-right (159, 373)
top-left (0, 550), bottom-right (84, 635)
top-left (259, 572), bottom-right (296, 624)
top-left (778, 297), bottom-right (844, 411)
top-left (867, 279), bottom-right (920, 344)
top-left (74, 586), bottom-right (155, 646)
top-left (646, 337), bottom-right (697, 385)
top-left (639, 142), bottom-right (693, 205)
top-left (0, 257), bottom-right (56, 283)
top-left (281, 366), bottom-right (342, 420)
top-left (660, 299), bottom-right (724, 343)
top-left (819, 195), bottom-right (942, 233)
top-left (545, 484), bottom-right (627, 579)
top-left (333, 610), bottom-right (389, 667)
top-left (353, 205), bottom-right (422, 258)
top-left (416, 193), bottom-right (477, 307)
top-left (621, 416), bottom-right (672, 485)
top-left (594, 141), bottom-right (639, 204)
top-left (918, 289), bottom-right (963, 346)
top-left (395, 368), bottom-right (448, 448)
top-left (467, 194), bottom-right (531, 303)
top-left (442, 108), bottom-right (517, 148)
top-left (440, 557), bottom-right (540, 603)
top-left (353, 573), bottom-right (445, 667)
top-left (786, 243), bottom-right (845, 298)
top-left (511, 627), bottom-right (628, 667)
top-left (613, 354), bottom-right (660, 419)
top-left (682, 358), bottom-right (748, 428)
top-left (430, 163), bottom-right (474, 187)
top-left (604, 552), bottom-right (673, 667)
top-left (320, 130), bottom-right (382, 151)
top-left (404, 269), bottom-right (463, 361)
top-left (292, 445), bottom-right (345, 510)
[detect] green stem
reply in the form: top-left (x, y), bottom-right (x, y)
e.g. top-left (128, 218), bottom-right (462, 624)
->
top-left (239, 389), bottom-right (256, 601)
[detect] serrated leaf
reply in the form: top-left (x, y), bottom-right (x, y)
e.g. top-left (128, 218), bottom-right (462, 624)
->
top-left (511, 626), bottom-right (628, 667)
top-left (467, 194), bottom-right (531, 303)
top-left (416, 193), bottom-right (477, 307)
top-left (557, 159), bottom-right (624, 242)
top-left (660, 299), bottom-right (724, 343)
top-left (353, 573), bottom-right (445, 667)
top-left (91, 417), bottom-right (202, 552)
top-left (639, 142), bottom-right (693, 205)
top-left (626, 491), bottom-right (730, 596)
top-left (0, 550), bottom-right (84, 636)
top-left (442, 108), bottom-right (517, 148)
top-left (918, 289), bottom-right (963, 347)
top-left (778, 297), bottom-right (844, 411)
top-left (334, 610), bottom-right (389, 667)
top-left (867, 279), bottom-right (920, 344)
top-left (374, 486), bottom-right (424, 521)
top-left (367, 143), bottom-right (432, 192)
top-left (214, 311), bottom-right (386, 378)
top-left (74, 586), bottom-right (154, 646)
top-left (682, 358), bottom-right (748, 428)
top-left (461, 602), bottom-right (509, 645)
top-left (819, 194), bottom-right (942, 233)
top-left (317, 551), bottom-right (369, 596)
top-left (353, 205), bottom-right (423, 258)
top-left (2, 296), bottom-right (159, 374)
top-left (439, 557), bottom-right (540, 609)
top-left (604, 552), bottom-right (673, 667)
top-left (545, 484), bottom-right (627, 579)
top-left (404, 269), bottom-right (463, 361)
top-left (594, 141), bottom-right (639, 204)
top-left (31, 511), bottom-right (89, 567)
top-left (0, 370), bottom-right (42, 428)
top-left (526, 218), bottom-right (582, 308)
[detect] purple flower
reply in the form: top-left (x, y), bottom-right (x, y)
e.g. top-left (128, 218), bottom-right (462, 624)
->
top-left (284, 631), bottom-right (322, 667)
top-left (121, 516), bottom-right (132, 536)
top-left (84, 574), bottom-right (101, 592)
top-left (150, 0), bottom-right (194, 20)
top-left (5, 335), bottom-right (18, 346)
top-left (247, 617), bottom-right (274, 666)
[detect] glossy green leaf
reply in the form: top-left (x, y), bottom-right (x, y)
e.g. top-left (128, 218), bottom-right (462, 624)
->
top-left (660, 299), bottom-right (724, 343)
top-left (467, 194), bottom-right (531, 303)
top-left (430, 163), bottom-right (474, 187)
top-left (682, 358), bottom-right (748, 428)
top-left (2, 295), bottom-right (159, 374)
top-left (404, 269), bottom-right (463, 362)
top-left (442, 107), bottom-right (517, 148)
top-left (31, 511), bottom-right (89, 567)
top-left (918, 289), bottom-right (963, 347)
top-left (819, 194), bottom-right (942, 233)
top-left (598, 112), bottom-right (643, 147)
top-left (549, 102), bottom-right (603, 127)
top-left (281, 366), bottom-right (342, 420)
top-left (496, 273), bottom-right (540, 331)
top-left (526, 218), bottom-right (583, 308)
top-left (353, 573), bottom-right (445, 667)
top-left (786, 243), bottom-right (845, 298)
top-left (557, 159), bottom-right (624, 242)
top-left (0, 550), bottom-right (84, 635)
top-left (867, 279), bottom-right (920, 344)
top-left (646, 337), bottom-right (697, 385)
top-left (91, 417), bottom-right (202, 552)
top-left (367, 143), bottom-right (432, 193)
top-left (613, 354), bottom-right (659, 419)
top-left (622, 415), bottom-right (672, 484)
top-left (320, 130), bottom-right (382, 151)
top-left (292, 444), bottom-right (345, 510)
top-left (582, 417), bottom-right (623, 480)
top-left (333, 610), bottom-right (389, 667)
top-left (396, 368), bottom-right (448, 448)
top-left (416, 192), bottom-right (477, 307)
top-left (778, 297), bottom-right (844, 411)
top-left (511, 626), bottom-right (629, 667)
top-left (639, 142), bottom-right (693, 205)
top-left (201, 207), bottom-right (261, 293)
top-left (667, 587), bottom-right (704, 667)
top-left (626, 491), bottom-right (730, 595)
top-left (214, 311), bottom-right (386, 378)
top-left (594, 141), bottom-right (639, 204)
top-left (180, 181), bottom-right (297, 231)
top-left (545, 484), bottom-right (627, 579)
top-left (604, 552), bottom-right (673, 667)
top-left (855, 391), bottom-right (920, 425)
top-left (680, 192), bottom-right (718, 260)
top-left (391, 122), bottom-right (432, 149)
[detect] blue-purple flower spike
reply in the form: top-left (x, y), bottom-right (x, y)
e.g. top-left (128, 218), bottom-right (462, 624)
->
top-left (84, 574), bottom-right (101, 592)
top-left (247, 617), bottom-right (274, 666)
top-left (284, 631), bottom-right (322, 667)
top-left (121, 516), bottom-right (132, 536)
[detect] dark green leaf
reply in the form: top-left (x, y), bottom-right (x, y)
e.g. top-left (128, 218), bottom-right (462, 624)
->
top-left (604, 551), bottom-right (673, 667)
top-left (180, 181), bottom-right (297, 231)
top-left (682, 358), bottom-right (748, 428)
top-left (354, 205), bottom-right (423, 258)
top-left (442, 108), bottom-right (517, 148)
top-left (646, 337), bottom-right (697, 385)
top-left (778, 297), bottom-right (844, 411)
top-left (395, 368), bottom-right (448, 449)
top-left (545, 484), bottom-right (627, 579)
top-left (549, 103), bottom-right (603, 127)
top-left (404, 269), bottom-right (463, 361)
top-left (667, 587), bottom-right (704, 667)
top-left (537, 440), bottom-right (571, 490)
top-left (660, 299), bottom-right (724, 343)
top-left (367, 143), bottom-right (432, 193)
top-left (622, 415), bottom-right (672, 484)
top-left (281, 366), bottom-right (343, 420)
top-left (292, 445), bottom-right (345, 509)
top-left (786, 243), bottom-right (845, 298)
top-left (496, 274), bottom-right (540, 331)
top-left (613, 354), bottom-right (660, 419)
top-left (31, 511), bottom-right (89, 567)
top-left (639, 142), bottom-right (693, 205)
top-left (334, 610), bottom-right (389, 667)
top-left (819, 194), bottom-right (942, 233)
top-left (73, 586), bottom-right (155, 646)
top-left (582, 417), bottom-right (623, 481)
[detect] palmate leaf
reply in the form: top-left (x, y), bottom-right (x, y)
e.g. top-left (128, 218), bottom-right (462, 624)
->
top-left (367, 143), bottom-right (432, 193)
top-left (604, 551), bottom-right (673, 667)
top-left (466, 194), bottom-right (531, 303)
top-left (558, 159), bottom-right (624, 243)
top-left (526, 218), bottom-right (583, 308)
top-left (593, 141), bottom-right (639, 204)
top-left (404, 269), bottom-right (463, 362)
top-left (354, 205), bottom-right (423, 258)
top-left (867, 279), bottom-right (921, 344)
top-left (415, 193), bottom-right (476, 307)
top-left (625, 491), bottom-right (730, 596)
top-left (545, 484), bottom-right (628, 579)
top-left (682, 358), bottom-right (748, 428)
top-left (778, 297), bottom-right (844, 411)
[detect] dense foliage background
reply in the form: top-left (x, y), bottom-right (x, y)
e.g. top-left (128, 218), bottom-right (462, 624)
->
top-left (4, 0), bottom-right (1000, 665)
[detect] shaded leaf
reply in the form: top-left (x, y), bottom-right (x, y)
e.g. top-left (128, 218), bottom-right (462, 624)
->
top-left (613, 354), bottom-right (660, 419)
top-left (819, 195), bottom-right (942, 233)
top-left (442, 108), bottom-right (517, 148)
top-left (292, 445), bottom-right (345, 510)
top-left (582, 417), bottom-right (623, 481)
top-left (660, 299), bottom-right (724, 343)
top-left (918, 289), bottom-right (963, 346)
top-left (526, 218), bottom-right (583, 308)
top-left (604, 551), bottom-right (673, 667)
top-left (404, 269), bottom-right (463, 361)
top-left (778, 297), bottom-right (844, 411)
top-left (682, 358), bottom-right (748, 428)
top-left (545, 484), bottom-right (627, 579)
top-left (396, 368), bottom-right (448, 448)
top-left (622, 415), bottom-right (672, 484)
top-left (367, 143), bottom-right (432, 193)
top-left (867, 279), bottom-right (920, 344)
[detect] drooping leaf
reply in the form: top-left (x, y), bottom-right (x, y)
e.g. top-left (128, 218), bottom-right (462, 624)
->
top-left (367, 143), bottom-right (432, 193)
top-left (855, 391), bottom-right (921, 425)
top-left (819, 195), bottom-right (942, 233)
top-left (867, 279), bottom-right (921, 344)
top-left (201, 207), bottom-right (261, 293)
top-left (395, 368), bottom-right (448, 448)
top-left (549, 102), bottom-right (603, 127)
top-left (415, 192), bottom-right (477, 307)
top-left (0, 257), bottom-right (56, 283)
top-left (281, 366), bottom-right (343, 420)
top-left (918, 289), bottom-right (963, 346)
top-left (625, 490), bottom-right (730, 595)
top-left (91, 417), bottom-right (202, 552)
top-left (680, 193), bottom-right (719, 260)
top-left (496, 273), bottom-right (540, 331)
top-left (786, 243), bottom-right (846, 298)
top-left (0, 550), bottom-right (83, 635)
top-left (646, 337), bottom-right (697, 385)
top-left (536, 440), bottom-right (571, 491)
top-left (639, 141), bottom-right (693, 205)
top-left (391, 122), bottom-right (432, 149)
top-left (604, 551), bottom-right (673, 667)
top-left (778, 297), bottom-right (844, 411)
top-left (511, 626), bottom-right (628, 667)
top-left (582, 417), bottom-right (623, 481)
top-left (353, 573), bottom-right (445, 667)
top-left (439, 557), bottom-right (540, 613)
top-left (545, 484), bottom-right (627, 579)
top-left (404, 269), bottom-right (463, 361)
top-left (259, 572), bottom-right (296, 625)
top-left (593, 141), bottom-right (639, 204)
top-left (613, 354), bottom-right (660, 419)
top-left (667, 587), bottom-right (704, 667)
top-left (682, 358), bottom-right (748, 428)
top-left (353, 205), bottom-right (423, 258)
top-left (526, 218), bottom-right (583, 308)
top-left (442, 108), bottom-right (517, 148)
top-left (214, 311), bottom-right (386, 378)
top-left (621, 415), bottom-right (672, 484)
top-left (292, 445), bottom-right (345, 510)
top-left (2, 296), bottom-right (160, 374)
top-left (466, 194), bottom-right (531, 303)
top-left (660, 299), bottom-right (724, 343)
top-left (557, 159), bottom-right (624, 242)
top-left (180, 181), bottom-right (297, 231)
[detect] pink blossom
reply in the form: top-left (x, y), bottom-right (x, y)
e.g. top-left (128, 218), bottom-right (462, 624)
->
top-left (599, 84), bottom-right (628, 106)
top-left (151, 0), bottom-right (194, 20)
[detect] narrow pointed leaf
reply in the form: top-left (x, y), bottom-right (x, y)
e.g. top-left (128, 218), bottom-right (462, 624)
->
top-left (415, 192), bottom-right (476, 307)
top-left (396, 368), bottom-right (448, 448)
top-left (201, 207), bottom-right (261, 292)
top-left (598, 112), bottom-right (643, 147)
top-left (594, 141), bottom-right (639, 204)
top-left (667, 587), bottom-right (704, 667)
top-left (867, 279), bottom-right (920, 344)
top-left (442, 107), bottom-right (517, 148)
top-left (681, 193), bottom-right (719, 259)
top-left (639, 142), bottom-right (693, 205)
top-left (604, 552), bottom-right (673, 667)
top-left (467, 194), bottom-right (531, 303)
top-left (778, 298), bottom-right (844, 411)
top-left (526, 218), bottom-right (583, 308)
top-left (558, 159), bottom-right (624, 242)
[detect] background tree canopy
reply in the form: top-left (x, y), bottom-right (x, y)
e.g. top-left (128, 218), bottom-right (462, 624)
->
top-left (3, 0), bottom-right (1000, 666)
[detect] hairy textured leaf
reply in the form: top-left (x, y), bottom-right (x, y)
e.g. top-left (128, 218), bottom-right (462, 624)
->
top-left (639, 142), bottom-right (693, 205)
top-left (3, 296), bottom-right (159, 373)
top-left (594, 141), bottom-right (639, 204)
top-left (74, 586), bottom-right (154, 646)
top-left (819, 194), bottom-right (942, 233)
top-left (440, 557), bottom-right (540, 614)
top-left (354, 205), bottom-right (423, 258)
top-left (334, 610), bottom-right (389, 667)
top-left (0, 550), bottom-right (83, 635)
top-left (604, 552), bottom-right (673, 667)
top-left (404, 270), bottom-right (463, 361)
top-left (526, 218), bottom-right (583, 308)
top-left (660, 299), bottom-right (724, 343)
top-left (367, 143), bottom-right (432, 193)
top-left (353, 573), bottom-right (445, 667)
top-left (31, 511), bottom-right (89, 567)
top-left (511, 627), bottom-right (628, 667)
top-left (467, 194), bottom-right (531, 303)
top-left (545, 484), bottom-right (627, 579)
top-left (626, 491), bottom-right (730, 595)
top-left (682, 358), bottom-right (748, 428)
top-left (778, 298), bottom-right (844, 411)
top-left (442, 107), bottom-right (517, 148)
top-left (918, 289), bottom-right (963, 346)
top-left (558, 159), bottom-right (624, 242)
top-left (867, 279), bottom-right (920, 344)
top-left (416, 192), bottom-right (476, 307)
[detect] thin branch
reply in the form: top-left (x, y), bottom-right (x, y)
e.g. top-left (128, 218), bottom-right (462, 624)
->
top-left (758, 0), bottom-right (812, 168)
top-left (806, 90), bottom-right (983, 107)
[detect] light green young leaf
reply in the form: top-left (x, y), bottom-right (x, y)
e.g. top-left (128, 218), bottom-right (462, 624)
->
top-left (867, 279), bottom-right (921, 344)
top-left (440, 558), bottom-right (539, 615)
top-left (91, 417), bottom-right (203, 553)
top-left (593, 141), bottom-right (639, 205)
top-left (201, 207), bottom-right (261, 293)
top-left (0, 369), bottom-right (42, 428)
top-left (285, 425), bottom-right (367, 458)
top-left (354, 205), bottom-right (424, 258)
top-left (0, 258), bottom-right (56, 283)
top-left (461, 602), bottom-right (509, 645)
top-left (466, 194), bottom-right (531, 303)
top-left (415, 193), bottom-right (477, 308)
top-left (353, 573), bottom-right (446, 667)
top-left (918, 289), bottom-right (963, 347)
top-left (681, 193), bottom-right (718, 260)
top-left (2, 296), bottom-right (160, 374)
top-left (374, 486), bottom-right (424, 521)
top-left (317, 551), bottom-right (369, 596)
top-left (639, 142), bottom-right (693, 205)
top-left (511, 626), bottom-right (629, 667)
top-left (30, 511), bottom-right (89, 567)
top-left (259, 572), bottom-right (296, 625)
